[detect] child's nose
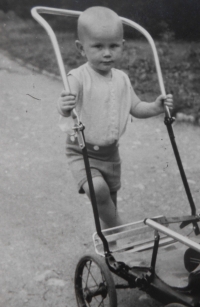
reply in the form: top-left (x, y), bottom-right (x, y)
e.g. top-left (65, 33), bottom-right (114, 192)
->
top-left (103, 48), bottom-right (111, 57)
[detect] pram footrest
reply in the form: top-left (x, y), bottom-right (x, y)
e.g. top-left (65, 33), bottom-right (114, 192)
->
top-left (93, 217), bottom-right (176, 256)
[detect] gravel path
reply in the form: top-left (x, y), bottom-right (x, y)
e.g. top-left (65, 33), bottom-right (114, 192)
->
top-left (0, 52), bottom-right (200, 307)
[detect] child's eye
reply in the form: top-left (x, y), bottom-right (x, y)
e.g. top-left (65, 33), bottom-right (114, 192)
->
top-left (110, 44), bottom-right (119, 48)
top-left (93, 44), bottom-right (102, 49)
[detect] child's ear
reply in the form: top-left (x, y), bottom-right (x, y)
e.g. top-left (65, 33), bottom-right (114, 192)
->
top-left (75, 40), bottom-right (85, 57)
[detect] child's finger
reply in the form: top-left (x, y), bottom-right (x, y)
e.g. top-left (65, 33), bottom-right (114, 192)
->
top-left (61, 90), bottom-right (68, 96)
top-left (159, 94), bottom-right (167, 102)
top-left (165, 102), bottom-right (173, 107)
top-left (165, 94), bottom-right (173, 101)
top-left (62, 105), bottom-right (75, 111)
top-left (166, 94), bottom-right (173, 98)
top-left (164, 101), bottom-right (173, 109)
top-left (61, 90), bottom-right (76, 97)
top-left (62, 95), bottom-right (76, 102)
top-left (62, 101), bottom-right (76, 107)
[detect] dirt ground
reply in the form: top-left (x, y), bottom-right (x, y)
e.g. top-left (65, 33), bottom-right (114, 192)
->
top-left (0, 52), bottom-right (200, 307)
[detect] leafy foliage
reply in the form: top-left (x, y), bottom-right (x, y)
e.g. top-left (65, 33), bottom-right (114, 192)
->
top-left (1, 0), bottom-right (200, 39)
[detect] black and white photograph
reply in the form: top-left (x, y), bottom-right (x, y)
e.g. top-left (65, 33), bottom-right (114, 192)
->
top-left (0, 1), bottom-right (200, 306)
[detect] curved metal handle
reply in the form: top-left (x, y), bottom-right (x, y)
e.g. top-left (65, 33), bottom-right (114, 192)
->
top-left (31, 7), bottom-right (82, 121)
top-left (31, 6), bottom-right (171, 119)
top-left (121, 17), bottom-right (171, 118)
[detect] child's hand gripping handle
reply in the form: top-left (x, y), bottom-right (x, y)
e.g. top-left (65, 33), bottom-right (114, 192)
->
top-left (65, 78), bottom-right (85, 148)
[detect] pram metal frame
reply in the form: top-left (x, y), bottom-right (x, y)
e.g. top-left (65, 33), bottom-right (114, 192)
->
top-left (31, 7), bottom-right (200, 307)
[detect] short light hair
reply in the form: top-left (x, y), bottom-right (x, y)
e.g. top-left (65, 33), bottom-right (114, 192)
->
top-left (77, 6), bottom-right (123, 42)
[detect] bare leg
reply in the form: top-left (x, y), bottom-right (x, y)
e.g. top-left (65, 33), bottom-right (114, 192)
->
top-left (101, 191), bottom-right (118, 231)
top-left (110, 191), bottom-right (117, 207)
top-left (82, 176), bottom-right (123, 230)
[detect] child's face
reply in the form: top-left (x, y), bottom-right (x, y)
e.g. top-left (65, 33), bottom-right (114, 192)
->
top-left (76, 25), bottom-right (124, 76)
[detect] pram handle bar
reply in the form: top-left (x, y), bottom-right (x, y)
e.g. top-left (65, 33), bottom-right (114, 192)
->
top-left (121, 16), bottom-right (170, 118)
top-left (145, 218), bottom-right (200, 253)
top-left (31, 6), bottom-right (171, 119)
top-left (31, 7), bottom-right (81, 122)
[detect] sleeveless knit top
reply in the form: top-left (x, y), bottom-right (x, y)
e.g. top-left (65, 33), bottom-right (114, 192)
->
top-left (67, 62), bottom-right (140, 146)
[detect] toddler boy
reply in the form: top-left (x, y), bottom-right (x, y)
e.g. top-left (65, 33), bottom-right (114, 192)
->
top-left (57, 6), bottom-right (173, 230)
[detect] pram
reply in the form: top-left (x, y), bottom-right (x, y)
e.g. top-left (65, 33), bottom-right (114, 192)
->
top-left (31, 7), bottom-right (200, 306)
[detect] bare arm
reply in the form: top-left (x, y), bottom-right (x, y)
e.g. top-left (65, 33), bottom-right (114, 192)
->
top-left (130, 94), bottom-right (173, 118)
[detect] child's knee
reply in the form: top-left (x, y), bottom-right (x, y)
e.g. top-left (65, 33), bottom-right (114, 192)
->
top-left (83, 176), bottom-right (110, 204)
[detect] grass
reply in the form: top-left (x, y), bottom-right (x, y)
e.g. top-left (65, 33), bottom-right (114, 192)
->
top-left (1, 11), bottom-right (200, 123)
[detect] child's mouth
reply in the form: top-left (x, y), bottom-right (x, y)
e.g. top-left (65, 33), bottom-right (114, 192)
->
top-left (102, 61), bottom-right (113, 65)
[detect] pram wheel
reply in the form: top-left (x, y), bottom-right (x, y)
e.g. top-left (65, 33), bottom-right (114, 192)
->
top-left (74, 254), bottom-right (117, 307)
top-left (184, 247), bottom-right (200, 272)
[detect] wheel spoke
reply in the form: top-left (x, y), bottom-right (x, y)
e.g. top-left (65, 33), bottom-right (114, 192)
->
top-left (190, 257), bottom-right (200, 264)
top-left (93, 295), bottom-right (102, 305)
top-left (93, 295), bottom-right (105, 307)
top-left (85, 261), bottom-right (100, 287)
top-left (85, 261), bottom-right (92, 285)
top-left (98, 297), bottom-right (105, 307)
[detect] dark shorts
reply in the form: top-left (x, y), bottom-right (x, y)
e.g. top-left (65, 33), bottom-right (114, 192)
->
top-left (66, 135), bottom-right (121, 194)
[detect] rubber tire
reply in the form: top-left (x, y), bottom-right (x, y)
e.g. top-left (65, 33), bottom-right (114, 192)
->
top-left (74, 254), bottom-right (117, 307)
top-left (184, 247), bottom-right (200, 272)
top-left (164, 304), bottom-right (187, 307)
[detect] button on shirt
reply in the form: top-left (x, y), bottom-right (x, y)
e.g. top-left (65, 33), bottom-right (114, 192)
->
top-left (68, 62), bottom-right (140, 146)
